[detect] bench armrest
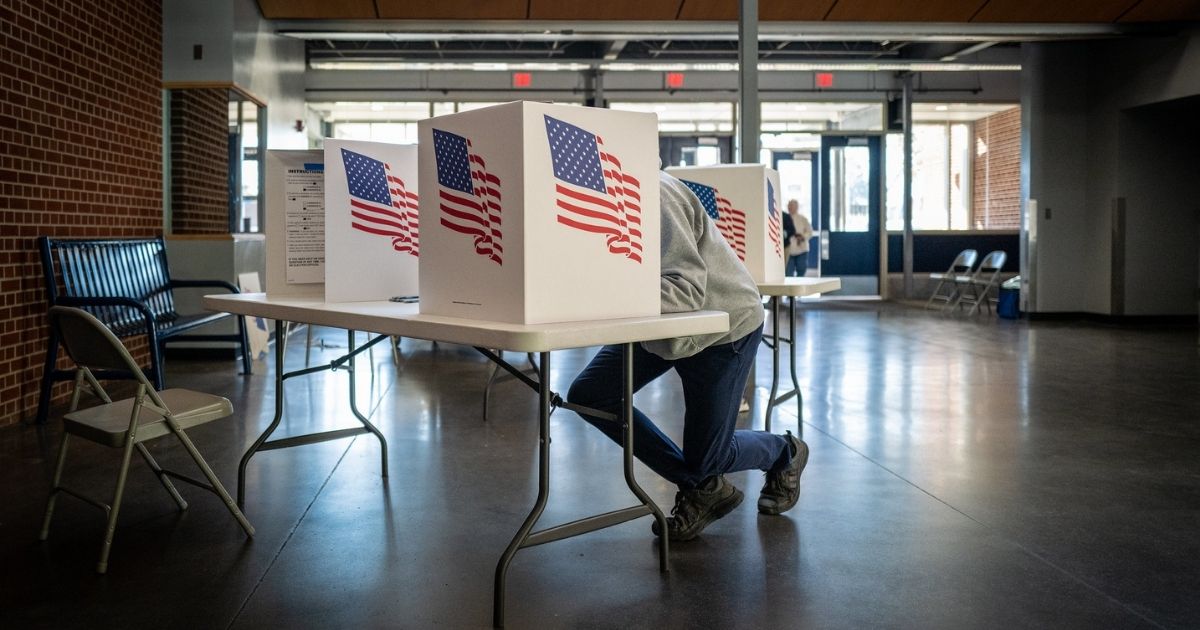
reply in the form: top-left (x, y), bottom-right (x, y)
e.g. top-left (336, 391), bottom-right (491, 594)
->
top-left (169, 279), bottom-right (240, 293)
top-left (54, 296), bottom-right (158, 339)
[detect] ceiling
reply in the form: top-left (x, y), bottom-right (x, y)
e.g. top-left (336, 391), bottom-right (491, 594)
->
top-left (258, 0), bottom-right (1200, 22)
top-left (263, 1), bottom-right (1198, 69)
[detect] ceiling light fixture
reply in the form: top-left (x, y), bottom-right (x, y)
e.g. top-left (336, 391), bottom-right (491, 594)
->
top-left (308, 61), bottom-right (1020, 72)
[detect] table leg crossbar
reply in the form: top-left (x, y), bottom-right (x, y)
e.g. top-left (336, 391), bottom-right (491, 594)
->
top-left (478, 349), bottom-right (540, 422)
top-left (476, 345), bottom-right (669, 628)
top-left (762, 296), bottom-right (804, 433)
top-left (237, 321), bottom-right (390, 508)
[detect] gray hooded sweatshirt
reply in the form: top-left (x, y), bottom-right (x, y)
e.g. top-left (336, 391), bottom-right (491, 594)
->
top-left (642, 172), bottom-right (766, 360)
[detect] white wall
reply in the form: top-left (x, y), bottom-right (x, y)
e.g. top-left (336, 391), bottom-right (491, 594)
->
top-left (233, 0), bottom-right (307, 150)
top-left (1021, 43), bottom-right (1095, 313)
top-left (163, 0), bottom-right (307, 150)
top-left (1118, 102), bottom-right (1200, 315)
top-left (1021, 29), bottom-right (1200, 316)
top-left (162, 0), bottom-right (234, 82)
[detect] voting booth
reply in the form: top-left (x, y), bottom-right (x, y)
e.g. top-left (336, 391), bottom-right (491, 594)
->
top-left (417, 101), bottom-right (660, 324)
top-left (666, 164), bottom-right (785, 284)
top-left (323, 139), bottom-right (419, 303)
top-left (264, 143), bottom-right (420, 303)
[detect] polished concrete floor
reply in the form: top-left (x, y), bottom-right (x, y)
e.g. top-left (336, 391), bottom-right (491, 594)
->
top-left (1, 302), bottom-right (1198, 629)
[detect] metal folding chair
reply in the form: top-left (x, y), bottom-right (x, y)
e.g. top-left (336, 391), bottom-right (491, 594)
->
top-left (926, 249), bottom-right (978, 310)
top-left (39, 306), bottom-right (254, 573)
top-left (954, 250), bottom-right (1008, 315)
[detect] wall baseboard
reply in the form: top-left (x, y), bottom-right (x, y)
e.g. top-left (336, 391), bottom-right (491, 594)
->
top-left (1027, 312), bottom-right (1198, 327)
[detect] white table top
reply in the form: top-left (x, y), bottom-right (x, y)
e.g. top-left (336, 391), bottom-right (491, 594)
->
top-left (204, 293), bottom-right (729, 353)
top-left (757, 277), bottom-right (842, 297)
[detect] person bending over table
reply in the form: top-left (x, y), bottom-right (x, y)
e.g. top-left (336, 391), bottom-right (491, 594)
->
top-left (568, 172), bottom-right (810, 541)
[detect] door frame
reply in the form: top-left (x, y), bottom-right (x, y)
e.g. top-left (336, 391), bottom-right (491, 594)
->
top-left (818, 132), bottom-right (889, 298)
top-left (770, 150), bottom-right (819, 276)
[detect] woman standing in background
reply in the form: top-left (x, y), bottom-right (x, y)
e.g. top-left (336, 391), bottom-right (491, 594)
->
top-left (783, 199), bottom-right (813, 277)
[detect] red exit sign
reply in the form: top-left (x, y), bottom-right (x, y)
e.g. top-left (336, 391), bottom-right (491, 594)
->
top-left (664, 72), bottom-right (685, 89)
top-left (815, 72), bottom-right (834, 88)
top-left (512, 72), bottom-right (532, 88)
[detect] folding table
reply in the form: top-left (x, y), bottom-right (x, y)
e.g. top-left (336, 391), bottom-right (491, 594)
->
top-left (756, 277), bottom-right (841, 432)
top-left (203, 293), bottom-right (728, 628)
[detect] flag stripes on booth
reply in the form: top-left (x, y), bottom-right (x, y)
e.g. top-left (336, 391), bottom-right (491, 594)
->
top-left (543, 115), bottom-right (643, 264)
top-left (342, 148), bottom-right (420, 256)
top-left (766, 180), bottom-right (782, 258)
top-left (432, 128), bottom-right (504, 265)
top-left (680, 178), bottom-right (747, 261)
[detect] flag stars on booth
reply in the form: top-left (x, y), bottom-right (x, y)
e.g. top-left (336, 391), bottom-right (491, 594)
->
top-left (342, 149), bottom-right (392, 206)
top-left (545, 116), bottom-right (607, 194)
top-left (433, 129), bottom-right (475, 195)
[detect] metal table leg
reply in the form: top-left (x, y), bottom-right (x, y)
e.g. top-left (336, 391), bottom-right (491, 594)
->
top-left (788, 296), bottom-right (803, 427)
top-left (238, 319), bottom-right (287, 507)
top-left (347, 330), bottom-right (389, 479)
top-left (763, 296), bottom-right (782, 432)
top-left (237, 322), bottom-right (391, 509)
top-left (488, 344), bottom-right (667, 628)
top-left (762, 295), bottom-right (803, 434)
top-left (493, 351), bottom-right (552, 628)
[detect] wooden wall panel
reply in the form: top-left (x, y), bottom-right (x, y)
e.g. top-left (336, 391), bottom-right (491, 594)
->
top-left (375, 0), bottom-right (529, 19)
top-left (1118, 0), bottom-right (1200, 22)
top-left (257, 0), bottom-right (377, 19)
top-left (529, 0), bottom-right (682, 20)
top-left (826, 0), bottom-right (989, 22)
top-left (678, 0), bottom-right (835, 21)
top-left (971, 0), bottom-right (1139, 22)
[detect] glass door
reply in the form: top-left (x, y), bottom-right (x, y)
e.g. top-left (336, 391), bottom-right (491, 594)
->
top-left (772, 151), bottom-right (818, 275)
top-left (819, 135), bottom-right (881, 295)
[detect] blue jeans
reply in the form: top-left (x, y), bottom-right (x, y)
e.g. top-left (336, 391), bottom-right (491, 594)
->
top-left (567, 325), bottom-right (787, 490)
top-left (786, 254), bottom-right (808, 277)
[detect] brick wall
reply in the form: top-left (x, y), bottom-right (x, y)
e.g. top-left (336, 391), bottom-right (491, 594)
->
top-left (170, 89), bottom-right (230, 234)
top-left (972, 106), bottom-right (1022, 229)
top-left (0, 0), bottom-right (163, 427)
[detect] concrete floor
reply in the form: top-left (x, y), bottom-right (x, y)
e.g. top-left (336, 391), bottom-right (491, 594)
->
top-left (1, 302), bottom-right (1197, 629)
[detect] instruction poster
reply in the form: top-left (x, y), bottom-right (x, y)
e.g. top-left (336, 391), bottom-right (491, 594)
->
top-left (265, 150), bottom-right (325, 298)
top-left (284, 160), bottom-right (325, 284)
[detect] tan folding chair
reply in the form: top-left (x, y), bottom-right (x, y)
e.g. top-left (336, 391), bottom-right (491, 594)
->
top-left (926, 249), bottom-right (978, 310)
top-left (954, 250), bottom-right (1008, 316)
top-left (39, 306), bottom-right (254, 573)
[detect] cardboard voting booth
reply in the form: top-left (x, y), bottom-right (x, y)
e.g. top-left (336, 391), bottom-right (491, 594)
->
top-left (323, 139), bottom-right (420, 303)
top-left (666, 164), bottom-right (785, 284)
top-left (417, 101), bottom-right (660, 324)
top-left (265, 150), bottom-right (325, 298)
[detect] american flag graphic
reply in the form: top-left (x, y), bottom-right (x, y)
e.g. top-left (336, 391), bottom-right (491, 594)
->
top-left (766, 180), bottom-right (782, 258)
top-left (680, 179), bottom-right (747, 261)
top-left (342, 148), bottom-right (419, 257)
top-left (544, 115), bottom-right (643, 263)
top-left (432, 128), bottom-right (503, 265)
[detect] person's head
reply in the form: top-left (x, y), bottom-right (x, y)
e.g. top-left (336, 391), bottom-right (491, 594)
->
top-left (787, 199), bottom-right (799, 213)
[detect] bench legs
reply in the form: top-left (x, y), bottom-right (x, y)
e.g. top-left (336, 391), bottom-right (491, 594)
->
top-left (237, 314), bottom-right (252, 376)
top-left (35, 330), bottom-right (60, 425)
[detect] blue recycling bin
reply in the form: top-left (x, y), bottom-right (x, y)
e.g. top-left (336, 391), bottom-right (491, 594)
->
top-left (997, 277), bottom-right (1020, 319)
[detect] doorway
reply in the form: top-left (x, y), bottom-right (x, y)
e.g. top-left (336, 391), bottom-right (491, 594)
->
top-left (772, 150), bottom-right (819, 275)
top-left (820, 135), bottom-right (882, 296)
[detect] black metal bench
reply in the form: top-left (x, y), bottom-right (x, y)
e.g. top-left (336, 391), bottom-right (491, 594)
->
top-left (37, 236), bottom-right (251, 424)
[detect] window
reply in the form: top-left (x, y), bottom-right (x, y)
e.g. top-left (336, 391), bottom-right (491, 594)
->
top-left (885, 122), bottom-right (973, 231)
top-left (884, 104), bottom-right (1020, 231)
top-left (332, 122), bottom-right (418, 144)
